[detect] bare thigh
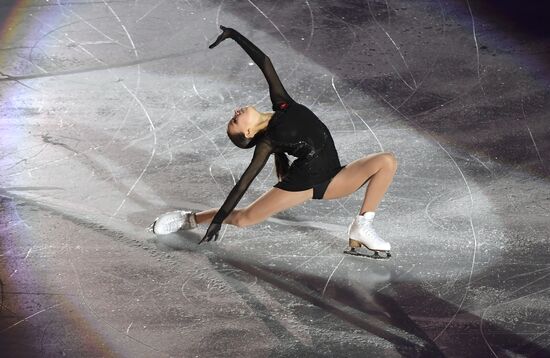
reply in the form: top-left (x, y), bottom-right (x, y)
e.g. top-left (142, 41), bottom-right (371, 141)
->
top-left (322, 152), bottom-right (395, 200)
top-left (236, 187), bottom-right (313, 227)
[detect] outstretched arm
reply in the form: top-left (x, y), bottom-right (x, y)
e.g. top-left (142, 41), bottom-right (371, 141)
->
top-left (209, 25), bottom-right (295, 111)
top-left (200, 138), bottom-right (274, 243)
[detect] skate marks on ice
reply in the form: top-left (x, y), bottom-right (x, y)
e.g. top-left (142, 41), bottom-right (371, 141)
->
top-left (2, 0), bottom-right (550, 356)
top-left (153, 230), bottom-right (443, 357)
top-left (154, 227), bottom-right (550, 357)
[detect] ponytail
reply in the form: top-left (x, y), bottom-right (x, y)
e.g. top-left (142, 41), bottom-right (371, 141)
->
top-left (274, 152), bottom-right (289, 182)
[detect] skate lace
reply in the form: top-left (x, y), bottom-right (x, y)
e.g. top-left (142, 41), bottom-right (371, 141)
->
top-left (167, 216), bottom-right (183, 231)
top-left (358, 220), bottom-right (383, 244)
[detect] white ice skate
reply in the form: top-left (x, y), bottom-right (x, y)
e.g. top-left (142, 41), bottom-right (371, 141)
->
top-left (344, 212), bottom-right (391, 259)
top-left (147, 210), bottom-right (197, 235)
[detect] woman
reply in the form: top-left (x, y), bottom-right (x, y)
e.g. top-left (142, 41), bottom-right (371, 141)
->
top-left (150, 26), bottom-right (397, 257)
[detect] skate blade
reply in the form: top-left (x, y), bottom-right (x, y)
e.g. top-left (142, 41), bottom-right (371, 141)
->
top-left (146, 218), bottom-right (159, 233)
top-left (343, 247), bottom-right (391, 260)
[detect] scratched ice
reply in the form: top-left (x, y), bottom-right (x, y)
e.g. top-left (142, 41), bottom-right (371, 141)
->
top-left (1, 1), bottom-right (549, 356)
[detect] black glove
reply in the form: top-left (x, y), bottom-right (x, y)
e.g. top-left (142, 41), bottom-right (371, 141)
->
top-left (199, 222), bottom-right (222, 244)
top-left (208, 25), bottom-right (234, 49)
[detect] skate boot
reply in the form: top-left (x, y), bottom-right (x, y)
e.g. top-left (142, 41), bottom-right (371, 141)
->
top-left (147, 210), bottom-right (197, 235)
top-left (344, 212), bottom-right (391, 259)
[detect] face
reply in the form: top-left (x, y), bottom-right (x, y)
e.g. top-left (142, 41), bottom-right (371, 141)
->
top-left (227, 105), bottom-right (256, 138)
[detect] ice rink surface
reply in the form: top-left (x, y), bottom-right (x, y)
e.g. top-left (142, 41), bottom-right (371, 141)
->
top-left (1, 0), bottom-right (549, 356)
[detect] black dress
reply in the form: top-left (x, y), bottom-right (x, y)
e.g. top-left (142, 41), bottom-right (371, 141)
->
top-left (210, 30), bottom-right (346, 226)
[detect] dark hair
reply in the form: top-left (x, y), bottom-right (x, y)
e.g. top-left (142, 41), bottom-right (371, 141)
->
top-left (227, 130), bottom-right (289, 182)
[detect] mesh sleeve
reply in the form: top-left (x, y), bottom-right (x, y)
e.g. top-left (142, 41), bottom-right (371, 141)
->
top-left (230, 30), bottom-right (296, 111)
top-left (211, 137), bottom-right (274, 225)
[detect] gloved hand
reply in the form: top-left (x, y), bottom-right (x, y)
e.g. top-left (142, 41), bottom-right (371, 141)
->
top-left (199, 222), bottom-right (222, 244)
top-left (208, 25), bottom-right (234, 49)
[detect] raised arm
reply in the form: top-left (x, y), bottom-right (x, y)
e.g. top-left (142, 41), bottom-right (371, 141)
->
top-left (200, 137), bottom-right (274, 243)
top-left (209, 25), bottom-right (296, 111)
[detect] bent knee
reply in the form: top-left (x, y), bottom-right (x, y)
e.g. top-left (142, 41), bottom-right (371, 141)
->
top-left (382, 151), bottom-right (398, 170)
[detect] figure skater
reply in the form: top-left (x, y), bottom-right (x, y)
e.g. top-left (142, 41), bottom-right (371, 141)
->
top-left (149, 26), bottom-right (397, 258)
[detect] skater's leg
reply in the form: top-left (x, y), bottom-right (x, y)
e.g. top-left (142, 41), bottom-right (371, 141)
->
top-left (323, 152), bottom-right (397, 213)
top-left (195, 207), bottom-right (249, 226)
top-left (195, 187), bottom-right (313, 227)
